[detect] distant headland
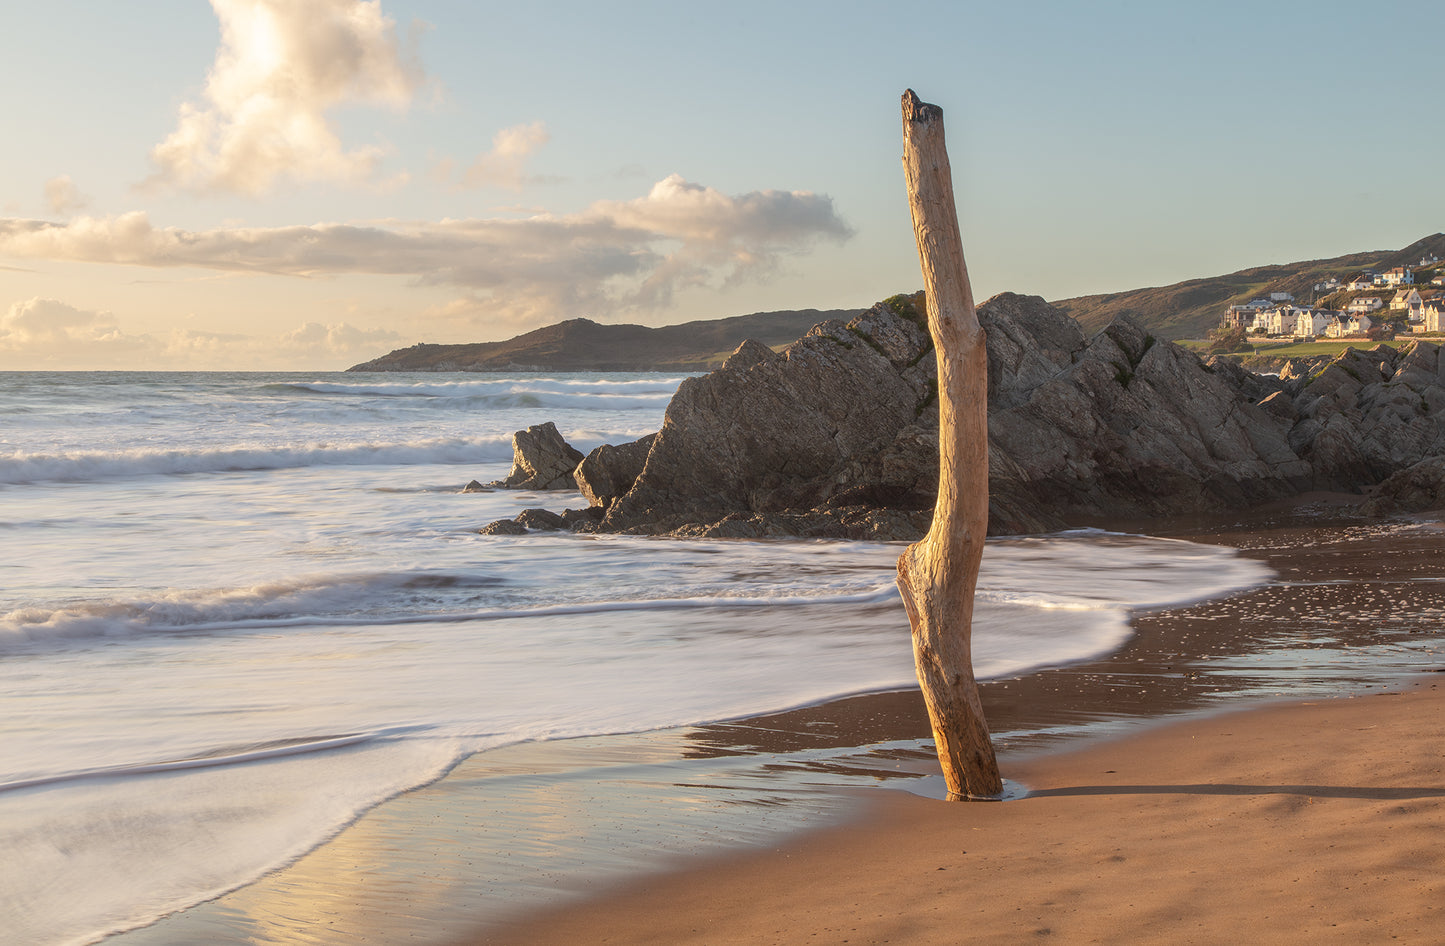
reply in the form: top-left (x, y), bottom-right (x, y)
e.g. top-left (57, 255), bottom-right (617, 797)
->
top-left (346, 309), bottom-right (860, 373)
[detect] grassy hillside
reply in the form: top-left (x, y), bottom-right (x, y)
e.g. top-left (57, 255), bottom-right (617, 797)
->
top-left (349, 308), bottom-right (860, 372)
top-left (1050, 234), bottom-right (1445, 340)
top-left (1179, 337), bottom-right (1425, 360)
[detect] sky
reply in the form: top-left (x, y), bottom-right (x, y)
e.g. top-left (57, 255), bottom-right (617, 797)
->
top-left (1, 0), bottom-right (1442, 370)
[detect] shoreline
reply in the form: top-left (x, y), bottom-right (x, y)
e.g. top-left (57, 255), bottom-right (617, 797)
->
top-left (479, 680), bottom-right (1445, 945)
top-left (108, 506), bottom-right (1445, 945)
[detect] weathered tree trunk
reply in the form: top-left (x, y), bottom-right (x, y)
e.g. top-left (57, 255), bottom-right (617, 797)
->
top-left (896, 89), bottom-right (1003, 800)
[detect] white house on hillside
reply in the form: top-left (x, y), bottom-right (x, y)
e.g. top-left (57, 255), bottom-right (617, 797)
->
top-left (1245, 308), bottom-right (1282, 334)
top-left (1270, 291), bottom-right (1295, 302)
top-left (1222, 299), bottom-right (1272, 330)
top-left (1378, 267), bottom-right (1414, 287)
top-left (1423, 303), bottom-right (1444, 334)
top-left (1347, 296), bottom-right (1384, 314)
top-left (1327, 313), bottom-right (1374, 337)
top-left (1391, 288), bottom-right (1424, 315)
top-left (1294, 310), bottom-right (1329, 337)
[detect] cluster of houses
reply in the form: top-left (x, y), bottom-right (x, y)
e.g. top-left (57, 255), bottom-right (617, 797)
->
top-left (1222, 260), bottom-right (1445, 339)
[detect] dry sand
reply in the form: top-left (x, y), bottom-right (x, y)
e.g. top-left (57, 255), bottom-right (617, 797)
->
top-left (479, 681), bottom-right (1445, 945)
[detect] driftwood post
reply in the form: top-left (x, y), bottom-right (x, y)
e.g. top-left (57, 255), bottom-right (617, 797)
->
top-left (896, 89), bottom-right (1003, 799)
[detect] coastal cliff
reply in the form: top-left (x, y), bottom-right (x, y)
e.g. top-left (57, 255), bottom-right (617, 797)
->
top-left (480, 293), bottom-right (1445, 539)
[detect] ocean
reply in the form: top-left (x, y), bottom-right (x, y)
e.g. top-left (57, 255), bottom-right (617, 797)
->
top-left (0, 371), bottom-right (1274, 946)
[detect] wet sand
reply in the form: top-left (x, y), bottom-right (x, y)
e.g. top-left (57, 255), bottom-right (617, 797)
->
top-left (479, 683), bottom-right (1445, 945)
top-left (112, 505), bottom-right (1445, 945)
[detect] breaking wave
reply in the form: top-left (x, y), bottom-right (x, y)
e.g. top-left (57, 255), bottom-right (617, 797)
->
top-left (0, 437), bottom-right (515, 485)
top-left (0, 568), bottom-right (906, 651)
top-left (278, 377), bottom-right (685, 412)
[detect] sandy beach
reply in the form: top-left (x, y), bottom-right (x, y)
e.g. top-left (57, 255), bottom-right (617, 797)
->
top-left (478, 681), bottom-right (1445, 945)
top-left (111, 506), bottom-right (1445, 946)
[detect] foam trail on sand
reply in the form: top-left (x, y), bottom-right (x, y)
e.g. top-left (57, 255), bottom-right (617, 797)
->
top-left (0, 731), bottom-right (394, 793)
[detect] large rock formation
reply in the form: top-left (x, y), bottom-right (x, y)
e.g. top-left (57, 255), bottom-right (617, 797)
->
top-left (480, 294), bottom-right (1445, 538)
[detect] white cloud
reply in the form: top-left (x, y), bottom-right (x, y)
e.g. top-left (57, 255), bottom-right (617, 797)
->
top-left (44, 176), bottom-right (89, 216)
top-left (160, 322), bottom-right (401, 367)
top-left (0, 297), bottom-right (399, 369)
top-left (593, 174), bottom-right (855, 304)
top-left (459, 121), bottom-right (552, 191)
top-left (0, 176), bottom-right (853, 326)
top-left (0, 298), bottom-right (152, 367)
top-left (278, 320), bottom-right (402, 356)
top-left (148, 0), bottom-right (422, 195)
top-left (2, 297), bottom-right (124, 344)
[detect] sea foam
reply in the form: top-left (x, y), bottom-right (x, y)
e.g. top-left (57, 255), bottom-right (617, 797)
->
top-left (280, 376), bottom-right (687, 411)
top-left (0, 437), bottom-right (515, 485)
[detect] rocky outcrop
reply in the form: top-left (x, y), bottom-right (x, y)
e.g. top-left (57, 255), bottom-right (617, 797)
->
top-left (478, 518), bottom-right (528, 536)
top-left (593, 293), bottom-right (1321, 537)
top-left (478, 294), bottom-right (1445, 539)
top-left (515, 508), bottom-right (568, 531)
top-left (488, 422), bottom-right (584, 490)
top-left (1360, 456), bottom-right (1445, 515)
top-left (479, 507), bottom-right (581, 534)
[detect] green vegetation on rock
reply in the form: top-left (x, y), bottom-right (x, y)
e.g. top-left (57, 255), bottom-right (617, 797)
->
top-left (882, 291), bottom-right (927, 331)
